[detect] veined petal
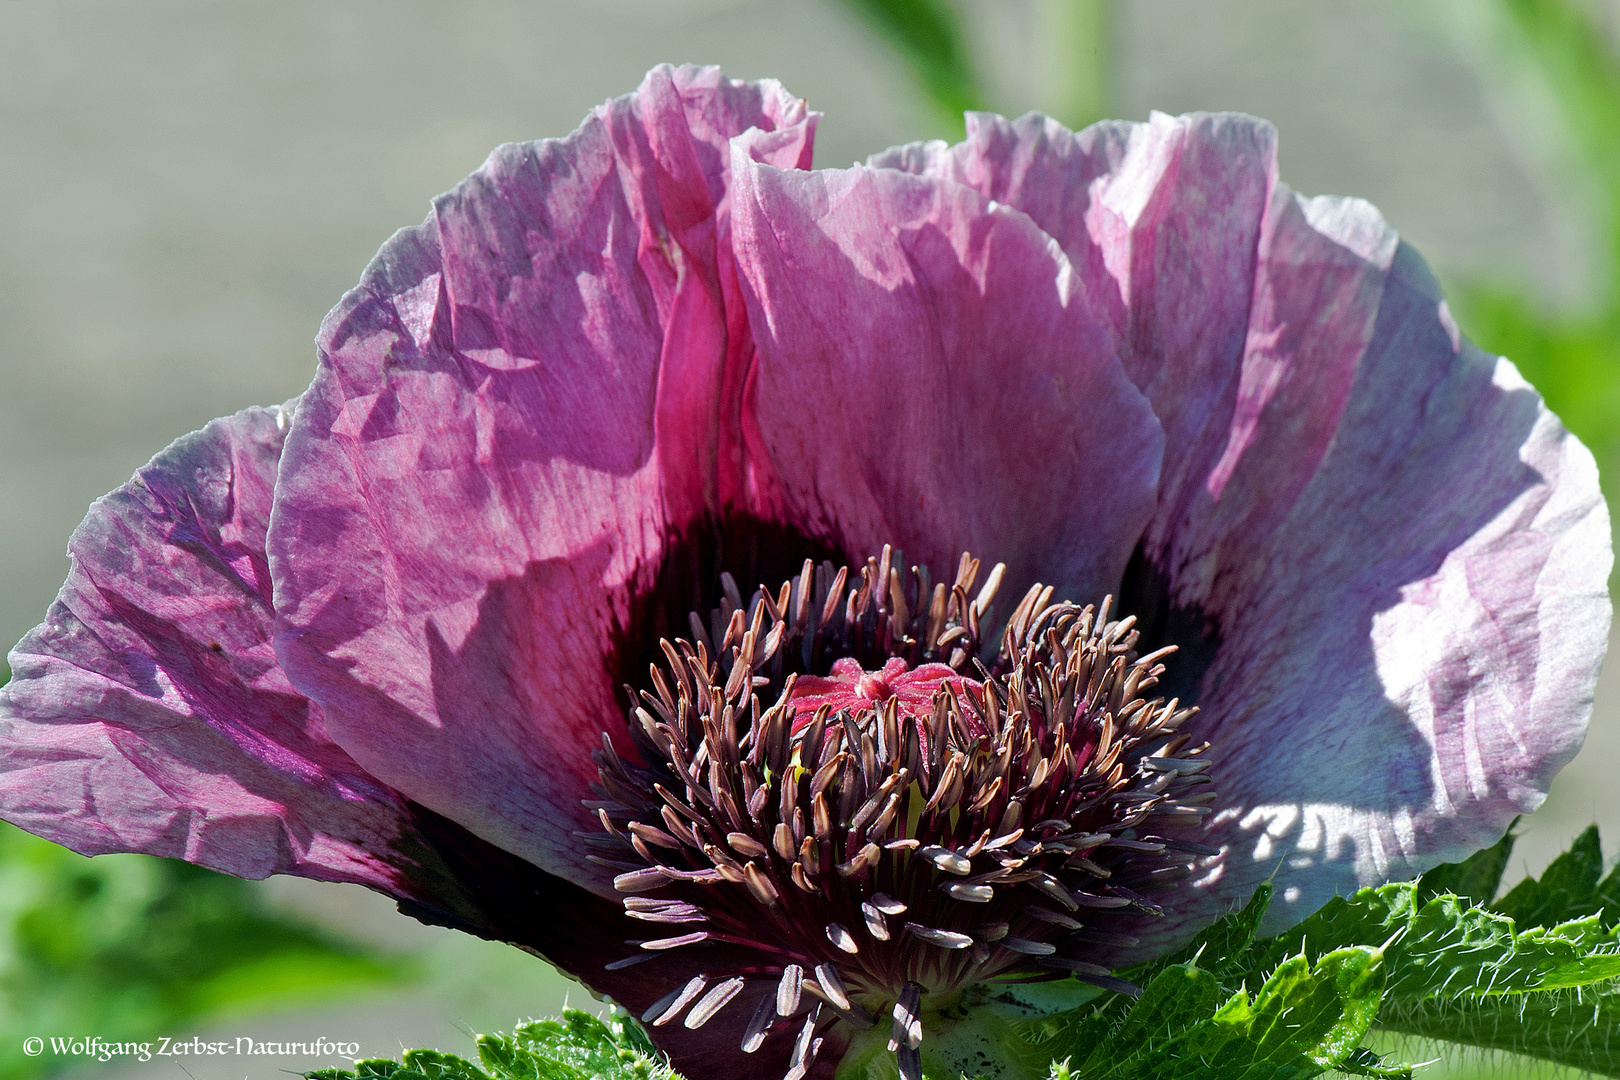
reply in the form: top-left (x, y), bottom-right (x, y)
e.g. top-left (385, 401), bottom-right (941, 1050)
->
top-left (0, 401), bottom-right (804, 1050)
top-left (870, 109), bottom-right (1277, 555)
top-left (1175, 200), bottom-right (1611, 938)
top-left (729, 150), bottom-right (1164, 604)
top-left (269, 65), bottom-right (816, 893)
top-left (2, 403), bottom-right (420, 892)
top-left (896, 112), bottom-right (1611, 946)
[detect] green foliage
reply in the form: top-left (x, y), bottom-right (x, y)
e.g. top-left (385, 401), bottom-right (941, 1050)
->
top-left (0, 822), bottom-right (413, 1080)
top-left (1038, 945), bottom-right (1391, 1079)
top-left (1376, 985), bottom-right (1620, 1077)
top-left (1413, 824), bottom-right (1515, 908)
top-left (1234, 829), bottom-right (1620, 1075)
top-left (1446, 0), bottom-right (1620, 495)
top-left (1029, 885), bottom-right (1394, 1079)
top-left (1253, 885), bottom-right (1620, 1000)
top-left (1366, 828), bottom-right (1620, 1077)
top-left (311, 1011), bottom-right (673, 1080)
top-left (312, 1050), bottom-right (491, 1080)
top-left (1493, 823), bottom-right (1620, 929)
top-left (1123, 881), bottom-right (1277, 991)
top-left (1025, 826), bottom-right (1620, 1079)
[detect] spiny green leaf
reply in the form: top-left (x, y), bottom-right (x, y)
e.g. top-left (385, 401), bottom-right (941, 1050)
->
top-left (1255, 882), bottom-right (1620, 1000)
top-left (402, 1050), bottom-right (493, 1080)
top-left (1293, 947), bottom-right (1389, 1068)
top-left (1257, 835), bottom-right (1620, 1003)
top-left (473, 1036), bottom-right (541, 1075)
top-left (321, 1011), bottom-right (676, 1080)
top-left (513, 1012), bottom-right (673, 1079)
top-left (311, 1062), bottom-right (433, 1080)
top-left (1603, 860), bottom-right (1620, 923)
top-left (1121, 882), bottom-right (1273, 990)
top-left (354, 1062), bottom-right (419, 1080)
top-left (1493, 824), bottom-right (1610, 927)
top-left (1034, 882), bottom-right (1395, 1078)
top-left (1414, 826), bottom-right (1515, 907)
top-left (1332, 1046), bottom-right (1412, 1079)
top-left (1035, 830), bottom-right (1617, 1079)
top-left (1056, 946), bottom-right (1389, 1079)
top-left (315, 1010), bottom-right (677, 1080)
top-left (1355, 826), bottom-right (1620, 1077)
top-left (1022, 996), bottom-right (1115, 1072)
top-left (1083, 962), bottom-right (1223, 1066)
top-left (1198, 947), bottom-right (1384, 1073)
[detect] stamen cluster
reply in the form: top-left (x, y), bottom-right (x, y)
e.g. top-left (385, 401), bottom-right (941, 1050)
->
top-left (585, 549), bottom-right (1215, 1080)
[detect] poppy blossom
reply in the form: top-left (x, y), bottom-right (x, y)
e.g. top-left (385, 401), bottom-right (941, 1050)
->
top-left (0, 65), bottom-right (1608, 1080)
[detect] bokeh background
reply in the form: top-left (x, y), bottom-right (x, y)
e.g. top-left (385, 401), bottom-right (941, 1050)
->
top-left (2, 1), bottom-right (1617, 1077)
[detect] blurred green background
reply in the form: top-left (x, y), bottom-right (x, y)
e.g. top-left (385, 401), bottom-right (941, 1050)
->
top-left (1, 1), bottom-right (1618, 1078)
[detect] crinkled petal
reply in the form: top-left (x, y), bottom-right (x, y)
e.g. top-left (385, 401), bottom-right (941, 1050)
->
top-left (1, 403), bottom-right (418, 891)
top-left (1174, 199), bottom-right (1611, 938)
top-left (870, 110), bottom-right (1277, 553)
top-left (728, 151), bottom-right (1164, 604)
top-left (269, 65), bottom-right (815, 893)
top-left (0, 396), bottom-right (798, 1036)
top-left (894, 112), bottom-right (1611, 943)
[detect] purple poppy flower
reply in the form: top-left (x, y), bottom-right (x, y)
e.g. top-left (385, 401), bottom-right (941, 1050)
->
top-left (0, 64), bottom-right (1609, 1080)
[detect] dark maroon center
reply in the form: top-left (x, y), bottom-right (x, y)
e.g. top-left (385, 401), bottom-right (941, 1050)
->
top-left (585, 547), bottom-right (1217, 1080)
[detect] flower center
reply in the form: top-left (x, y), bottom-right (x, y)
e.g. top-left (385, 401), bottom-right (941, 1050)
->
top-left (587, 547), bottom-right (1216, 1080)
top-left (855, 668), bottom-right (892, 702)
top-left (790, 657), bottom-right (972, 728)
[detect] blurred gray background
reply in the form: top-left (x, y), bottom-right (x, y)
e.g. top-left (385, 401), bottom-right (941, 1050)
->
top-left (1, 1), bottom-right (1613, 1076)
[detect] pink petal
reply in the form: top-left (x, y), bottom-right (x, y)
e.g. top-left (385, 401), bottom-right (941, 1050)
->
top-left (728, 151), bottom-right (1164, 607)
top-left (269, 66), bottom-right (815, 892)
top-left (892, 113), bottom-right (1610, 943)
top-left (1, 403), bottom-right (418, 891)
top-left (0, 391), bottom-right (793, 1027)
top-left (0, 403), bottom-right (671, 971)
top-left (870, 110), bottom-right (1277, 548)
top-left (1174, 196), bottom-right (1611, 938)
